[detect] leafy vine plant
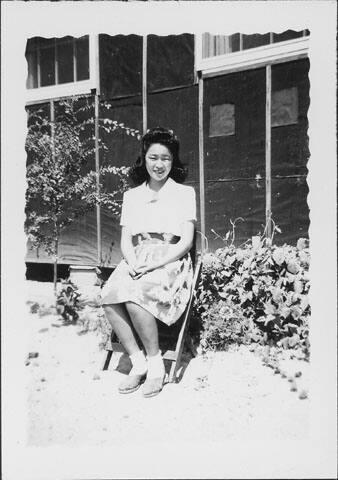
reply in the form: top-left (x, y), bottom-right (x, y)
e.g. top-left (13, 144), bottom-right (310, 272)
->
top-left (193, 214), bottom-right (310, 359)
top-left (260, 216), bottom-right (282, 246)
top-left (210, 215), bottom-right (282, 249)
top-left (25, 95), bottom-right (139, 298)
top-left (211, 217), bottom-right (245, 247)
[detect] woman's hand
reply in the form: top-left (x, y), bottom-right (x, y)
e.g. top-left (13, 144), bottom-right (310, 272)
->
top-left (121, 227), bottom-right (138, 278)
top-left (126, 262), bottom-right (138, 278)
top-left (133, 261), bottom-right (159, 280)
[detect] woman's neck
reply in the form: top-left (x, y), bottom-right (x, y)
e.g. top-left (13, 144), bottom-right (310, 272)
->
top-left (147, 177), bottom-right (169, 192)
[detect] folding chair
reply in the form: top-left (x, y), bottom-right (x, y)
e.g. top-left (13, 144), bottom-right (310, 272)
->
top-left (102, 235), bottom-right (203, 383)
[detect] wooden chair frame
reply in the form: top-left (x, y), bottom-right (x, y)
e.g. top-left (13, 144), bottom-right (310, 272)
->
top-left (102, 241), bottom-right (203, 383)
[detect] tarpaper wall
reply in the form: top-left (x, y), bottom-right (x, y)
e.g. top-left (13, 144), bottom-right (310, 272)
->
top-left (26, 210), bottom-right (98, 265)
top-left (99, 34), bottom-right (142, 99)
top-left (147, 87), bottom-right (199, 183)
top-left (271, 59), bottom-right (309, 244)
top-left (99, 96), bottom-right (143, 267)
top-left (147, 34), bottom-right (195, 92)
top-left (147, 85), bottom-right (201, 246)
top-left (26, 36), bottom-right (310, 267)
top-left (271, 59), bottom-right (310, 177)
top-left (272, 176), bottom-right (309, 244)
top-left (99, 33), bottom-right (195, 98)
top-left (98, 34), bottom-right (198, 267)
top-left (203, 59), bottom-right (309, 249)
top-left (25, 96), bottom-right (99, 265)
top-left (203, 68), bottom-right (267, 249)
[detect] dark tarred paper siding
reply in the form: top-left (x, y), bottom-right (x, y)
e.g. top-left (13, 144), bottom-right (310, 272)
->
top-left (203, 68), bottom-right (267, 249)
top-left (26, 36), bottom-right (310, 267)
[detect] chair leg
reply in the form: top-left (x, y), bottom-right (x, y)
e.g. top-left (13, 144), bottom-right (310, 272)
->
top-left (167, 259), bottom-right (202, 383)
top-left (102, 350), bottom-right (113, 370)
top-left (185, 335), bottom-right (198, 357)
top-left (168, 360), bottom-right (178, 383)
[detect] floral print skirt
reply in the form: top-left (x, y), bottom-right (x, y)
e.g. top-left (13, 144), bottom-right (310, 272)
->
top-left (99, 234), bottom-right (193, 326)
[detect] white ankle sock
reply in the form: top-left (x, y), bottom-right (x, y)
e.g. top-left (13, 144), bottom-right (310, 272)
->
top-left (147, 351), bottom-right (165, 379)
top-left (129, 350), bottom-right (147, 375)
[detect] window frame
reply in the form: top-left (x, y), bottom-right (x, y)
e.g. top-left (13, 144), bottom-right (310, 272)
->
top-left (26, 34), bottom-right (100, 103)
top-left (195, 34), bottom-right (310, 78)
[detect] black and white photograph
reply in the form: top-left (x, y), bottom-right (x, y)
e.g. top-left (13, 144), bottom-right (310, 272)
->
top-left (1, 2), bottom-right (337, 479)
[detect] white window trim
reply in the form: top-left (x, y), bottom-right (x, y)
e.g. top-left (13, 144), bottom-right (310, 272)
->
top-left (26, 34), bottom-right (100, 104)
top-left (195, 36), bottom-right (309, 78)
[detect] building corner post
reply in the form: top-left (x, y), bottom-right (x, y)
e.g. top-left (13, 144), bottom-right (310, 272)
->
top-left (142, 35), bottom-right (148, 135)
top-left (198, 71), bottom-right (206, 253)
top-left (265, 64), bottom-right (272, 240)
top-left (93, 34), bottom-right (102, 266)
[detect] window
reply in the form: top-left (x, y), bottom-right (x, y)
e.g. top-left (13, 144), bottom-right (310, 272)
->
top-left (271, 87), bottom-right (298, 127)
top-left (202, 34), bottom-right (240, 58)
top-left (209, 103), bottom-right (235, 137)
top-left (202, 31), bottom-right (309, 59)
top-left (196, 31), bottom-right (310, 77)
top-left (26, 36), bottom-right (89, 89)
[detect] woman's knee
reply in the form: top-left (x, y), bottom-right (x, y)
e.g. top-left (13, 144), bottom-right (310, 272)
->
top-left (126, 302), bottom-right (157, 327)
top-left (125, 301), bottom-right (147, 319)
top-left (103, 303), bottom-right (121, 313)
top-left (102, 304), bottom-right (112, 316)
top-left (103, 303), bottom-right (129, 322)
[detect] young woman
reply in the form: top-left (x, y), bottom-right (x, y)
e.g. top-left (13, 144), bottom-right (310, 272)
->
top-left (100, 127), bottom-right (196, 397)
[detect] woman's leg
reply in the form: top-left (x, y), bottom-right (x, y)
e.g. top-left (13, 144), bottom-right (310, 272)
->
top-left (104, 303), bottom-right (147, 392)
top-left (103, 303), bottom-right (140, 356)
top-left (125, 302), bottom-right (165, 394)
top-left (125, 302), bottom-right (159, 356)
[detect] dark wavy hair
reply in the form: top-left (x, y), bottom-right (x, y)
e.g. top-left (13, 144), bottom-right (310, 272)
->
top-left (129, 127), bottom-right (188, 185)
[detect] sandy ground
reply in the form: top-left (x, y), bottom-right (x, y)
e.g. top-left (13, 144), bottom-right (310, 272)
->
top-left (26, 280), bottom-right (310, 447)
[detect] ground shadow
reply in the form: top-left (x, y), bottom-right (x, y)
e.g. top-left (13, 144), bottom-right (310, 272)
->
top-left (109, 346), bottom-right (195, 384)
top-left (102, 315), bottom-right (201, 382)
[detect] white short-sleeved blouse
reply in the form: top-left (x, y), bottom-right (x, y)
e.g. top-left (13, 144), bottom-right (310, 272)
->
top-left (120, 177), bottom-right (196, 236)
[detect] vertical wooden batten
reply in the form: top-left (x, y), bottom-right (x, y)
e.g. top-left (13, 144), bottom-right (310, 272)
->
top-left (49, 99), bottom-right (58, 291)
top-left (55, 39), bottom-right (59, 85)
top-left (94, 91), bottom-right (101, 266)
top-left (73, 38), bottom-right (77, 82)
top-left (265, 64), bottom-right (272, 239)
top-left (198, 71), bottom-right (206, 252)
top-left (37, 46), bottom-right (41, 88)
top-left (142, 35), bottom-right (147, 134)
top-left (49, 99), bottom-right (55, 160)
top-left (94, 34), bottom-right (102, 266)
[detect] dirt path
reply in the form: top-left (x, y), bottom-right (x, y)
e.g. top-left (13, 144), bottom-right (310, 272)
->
top-left (26, 281), bottom-right (309, 447)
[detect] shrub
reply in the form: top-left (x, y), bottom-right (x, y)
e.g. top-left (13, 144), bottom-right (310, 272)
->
top-left (25, 97), bottom-right (131, 296)
top-left (26, 300), bottom-right (56, 317)
top-left (56, 279), bottom-right (85, 323)
top-left (198, 301), bottom-right (264, 352)
top-left (27, 301), bottom-right (40, 314)
top-left (192, 237), bottom-right (310, 357)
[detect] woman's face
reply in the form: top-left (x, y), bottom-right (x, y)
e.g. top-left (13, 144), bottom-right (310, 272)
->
top-left (145, 143), bottom-right (173, 183)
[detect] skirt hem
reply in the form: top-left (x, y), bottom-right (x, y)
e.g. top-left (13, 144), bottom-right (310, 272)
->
top-left (101, 296), bottom-right (182, 326)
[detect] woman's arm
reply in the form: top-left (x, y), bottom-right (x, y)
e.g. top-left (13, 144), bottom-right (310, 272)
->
top-left (120, 226), bottom-right (138, 277)
top-left (134, 221), bottom-right (195, 278)
top-left (156, 221), bottom-right (195, 267)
